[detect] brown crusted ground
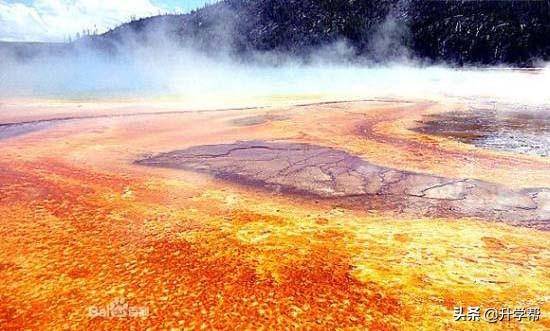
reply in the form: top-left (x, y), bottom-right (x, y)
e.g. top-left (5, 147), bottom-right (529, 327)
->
top-left (137, 140), bottom-right (550, 230)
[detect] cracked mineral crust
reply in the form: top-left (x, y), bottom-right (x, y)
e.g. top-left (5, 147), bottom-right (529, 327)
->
top-left (136, 141), bottom-right (550, 230)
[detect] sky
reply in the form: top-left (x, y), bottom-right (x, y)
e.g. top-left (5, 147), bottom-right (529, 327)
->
top-left (0, 0), bottom-right (215, 42)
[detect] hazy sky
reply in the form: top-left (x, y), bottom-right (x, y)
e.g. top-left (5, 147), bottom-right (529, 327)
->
top-left (0, 0), bottom-right (215, 42)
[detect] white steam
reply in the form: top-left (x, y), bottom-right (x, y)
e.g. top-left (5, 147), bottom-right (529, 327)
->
top-left (1, 38), bottom-right (549, 108)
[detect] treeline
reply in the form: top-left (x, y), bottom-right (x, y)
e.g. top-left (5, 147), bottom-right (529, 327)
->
top-left (15, 0), bottom-right (550, 66)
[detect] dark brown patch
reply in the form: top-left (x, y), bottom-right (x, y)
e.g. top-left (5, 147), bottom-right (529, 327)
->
top-left (231, 114), bottom-right (288, 127)
top-left (136, 141), bottom-right (550, 230)
top-left (414, 108), bottom-right (550, 157)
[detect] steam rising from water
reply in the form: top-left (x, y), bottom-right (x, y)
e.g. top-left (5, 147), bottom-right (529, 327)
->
top-left (1, 43), bottom-right (549, 108)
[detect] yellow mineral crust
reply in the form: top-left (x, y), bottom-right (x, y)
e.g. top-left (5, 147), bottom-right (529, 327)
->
top-left (0, 99), bottom-right (548, 330)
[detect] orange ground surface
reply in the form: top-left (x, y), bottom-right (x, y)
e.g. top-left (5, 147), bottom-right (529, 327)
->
top-left (0, 98), bottom-right (548, 330)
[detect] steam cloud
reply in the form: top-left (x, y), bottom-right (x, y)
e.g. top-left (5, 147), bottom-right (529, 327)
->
top-left (1, 26), bottom-right (549, 108)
